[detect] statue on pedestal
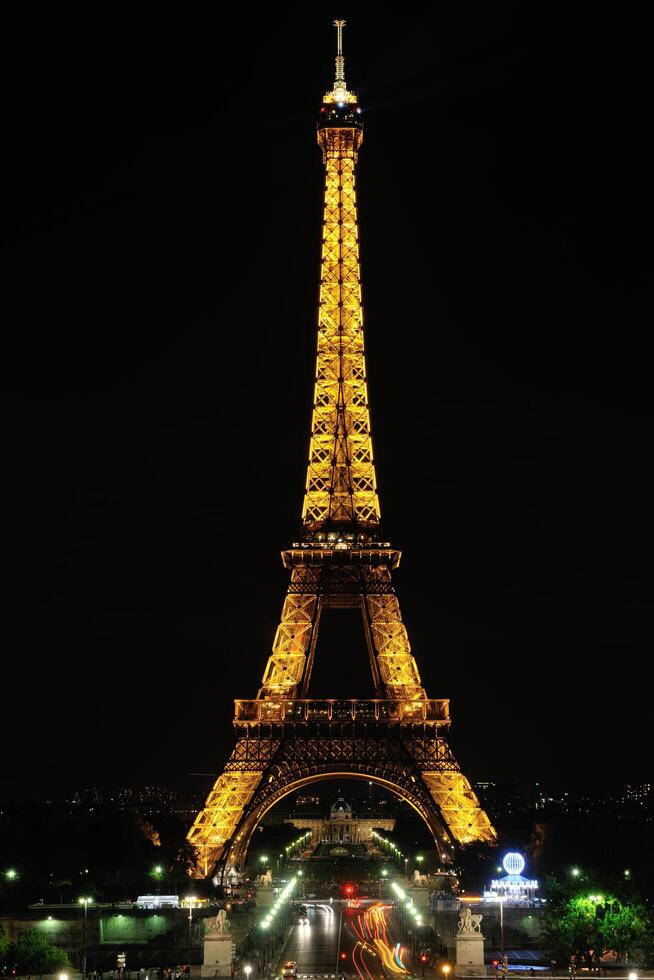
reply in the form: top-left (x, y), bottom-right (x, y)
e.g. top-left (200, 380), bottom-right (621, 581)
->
top-left (206, 909), bottom-right (231, 936)
top-left (457, 906), bottom-right (483, 934)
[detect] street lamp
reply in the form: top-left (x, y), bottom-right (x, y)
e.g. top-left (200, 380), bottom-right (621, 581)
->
top-left (5, 869), bottom-right (17, 880)
top-left (497, 896), bottom-right (505, 959)
top-left (442, 966), bottom-right (451, 978)
top-left (570, 867), bottom-right (580, 878)
top-left (78, 897), bottom-right (92, 979)
top-left (404, 858), bottom-right (409, 881)
top-left (244, 966), bottom-right (252, 980)
top-left (186, 896), bottom-right (197, 979)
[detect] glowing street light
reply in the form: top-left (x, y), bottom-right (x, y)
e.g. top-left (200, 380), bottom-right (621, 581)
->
top-left (5, 869), bottom-right (17, 880)
top-left (78, 897), bottom-right (93, 979)
top-left (186, 897), bottom-right (198, 979)
top-left (442, 966), bottom-right (451, 977)
top-left (571, 867), bottom-right (580, 877)
top-left (244, 966), bottom-right (252, 980)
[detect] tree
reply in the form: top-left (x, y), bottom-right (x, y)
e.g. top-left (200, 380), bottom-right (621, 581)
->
top-left (0, 921), bottom-right (9, 959)
top-left (543, 893), bottom-right (650, 968)
top-left (12, 930), bottom-right (70, 975)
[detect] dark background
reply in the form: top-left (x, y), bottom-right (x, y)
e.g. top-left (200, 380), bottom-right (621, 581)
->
top-left (4, 3), bottom-right (652, 800)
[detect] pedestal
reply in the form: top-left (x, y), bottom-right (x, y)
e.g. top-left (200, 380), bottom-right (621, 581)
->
top-left (201, 933), bottom-right (233, 978)
top-left (455, 931), bottom-right (485, 975)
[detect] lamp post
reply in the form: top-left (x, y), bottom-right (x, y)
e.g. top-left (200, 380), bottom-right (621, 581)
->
top-left (498, 897), bottom-right (505, 960)
top-left (186, 896), bottom-right (196, 979)
top-left (78, 897), bottom-right (92, 979)
top-left (244, 965), bottom-right (252, 980)
top-left (404, 858), bottom-right (409, 881)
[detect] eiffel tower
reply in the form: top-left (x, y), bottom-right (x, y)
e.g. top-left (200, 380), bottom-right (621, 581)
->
top-left (187, 21), bottom-right (496, 879)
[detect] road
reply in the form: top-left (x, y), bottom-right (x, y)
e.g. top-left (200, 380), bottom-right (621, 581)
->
top-left (280, 901), bottom-right (412, 979)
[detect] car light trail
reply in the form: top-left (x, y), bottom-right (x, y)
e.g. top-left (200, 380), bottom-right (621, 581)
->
top-left (345, 902), bottom-right (410, 977)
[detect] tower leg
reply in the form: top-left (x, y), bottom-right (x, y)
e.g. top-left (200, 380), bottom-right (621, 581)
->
top-left (404, 737), bottom-right (497, 847)
top-left (187, 738), bottom-right (276, 877)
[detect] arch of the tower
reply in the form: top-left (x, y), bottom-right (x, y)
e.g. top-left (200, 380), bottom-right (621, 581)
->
top-left (214, 765), bottom-right (454, 881)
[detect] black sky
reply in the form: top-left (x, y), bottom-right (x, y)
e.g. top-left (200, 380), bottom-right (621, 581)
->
top-left (4, 4), bottom-right (652, 801)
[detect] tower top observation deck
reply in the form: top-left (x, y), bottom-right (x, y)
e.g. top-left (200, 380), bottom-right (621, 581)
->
top-left (318, 20), bottom-right (362, 136)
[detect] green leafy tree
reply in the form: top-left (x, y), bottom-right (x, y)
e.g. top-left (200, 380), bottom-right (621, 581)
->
top-left (12, 930), bottom-right (70, 975)
top-left (543, 893), bottom-right (649, 968)
top-left (0, 921), bottom-right (9, 959)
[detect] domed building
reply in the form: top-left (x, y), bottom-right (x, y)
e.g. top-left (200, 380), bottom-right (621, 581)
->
top-left (286, 795), bottom-right (395, 844)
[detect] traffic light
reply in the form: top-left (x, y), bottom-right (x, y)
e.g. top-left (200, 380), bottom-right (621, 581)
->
top-left (420, 954), bottom-right (429, 964)
top-left (344, 884), bottom-right (353, 895)
top-left (340, 952), bottom-right (348, 961)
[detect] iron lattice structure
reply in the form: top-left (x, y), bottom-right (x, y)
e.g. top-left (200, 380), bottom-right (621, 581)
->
top-left (187, 23), bottom-right (496, 879)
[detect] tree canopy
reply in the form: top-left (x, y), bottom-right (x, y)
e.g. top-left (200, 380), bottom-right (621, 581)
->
top-left (543, 881), bottom-right (651, 968)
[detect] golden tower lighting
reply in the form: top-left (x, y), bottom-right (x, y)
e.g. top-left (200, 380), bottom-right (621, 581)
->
top-left (187, 21), bottom-right (496, 879)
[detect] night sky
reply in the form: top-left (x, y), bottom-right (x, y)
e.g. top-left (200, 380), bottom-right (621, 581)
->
top-left (5, 5), bottom-right (652, 802)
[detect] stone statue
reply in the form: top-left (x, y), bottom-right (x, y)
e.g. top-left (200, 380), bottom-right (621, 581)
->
top-left (413, 869), bottom-right (429, 887)
top-left (208, 909), bottom-right (231, 935)
top-left (457, 906), bottom-right (483, 934)
top-left (257, 870), bottom-right (273, 886)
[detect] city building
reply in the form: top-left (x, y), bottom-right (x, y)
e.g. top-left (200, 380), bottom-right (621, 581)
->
top-left (285, 796), bottom-right (395, 844)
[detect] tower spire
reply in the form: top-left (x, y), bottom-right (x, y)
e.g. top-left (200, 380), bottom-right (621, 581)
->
top-left (334, 18), bottom-right (346, 87)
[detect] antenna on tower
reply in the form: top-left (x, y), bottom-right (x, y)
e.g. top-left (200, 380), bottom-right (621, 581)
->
top-left (333, 19), bottom-right (346, 88)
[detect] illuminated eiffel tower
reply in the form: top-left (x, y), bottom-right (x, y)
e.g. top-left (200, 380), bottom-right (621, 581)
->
top-left (187, 21), bottom-right (496, 879)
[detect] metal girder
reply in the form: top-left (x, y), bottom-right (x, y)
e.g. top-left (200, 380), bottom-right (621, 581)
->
top-left (303, 121), bottom-right (379, 530)
top-left (216, 734), bottom-right (456, 875)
